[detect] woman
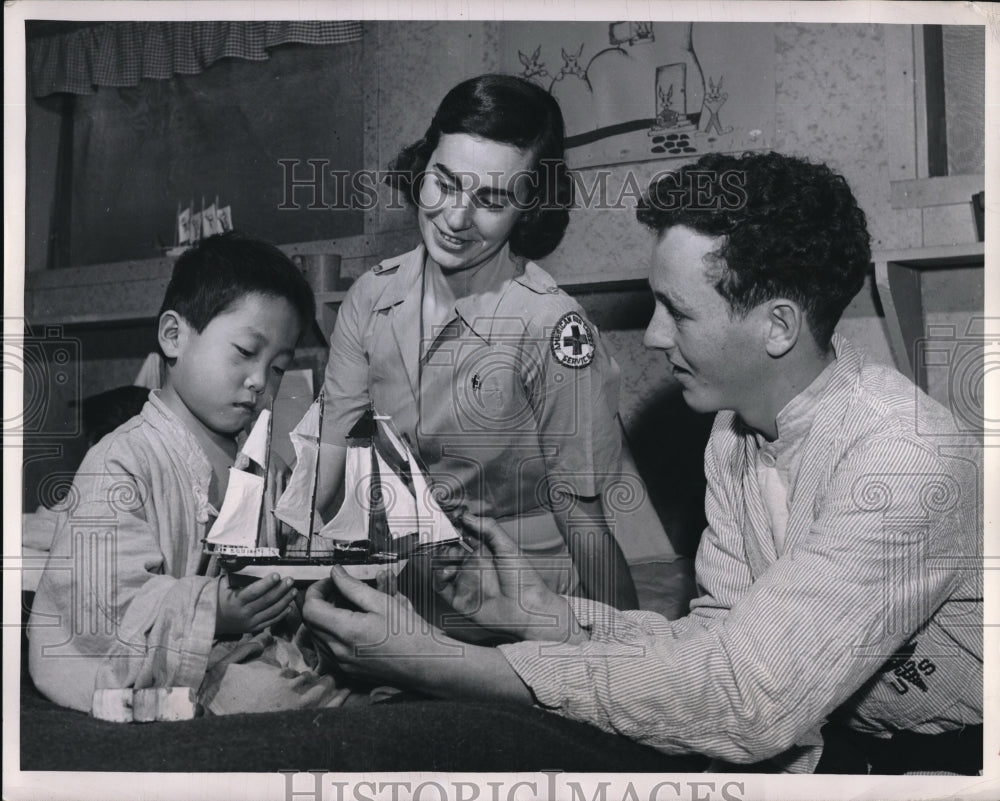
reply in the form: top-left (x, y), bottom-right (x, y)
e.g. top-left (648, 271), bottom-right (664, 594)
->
top-left (316, 74), bottom-right (637, 610)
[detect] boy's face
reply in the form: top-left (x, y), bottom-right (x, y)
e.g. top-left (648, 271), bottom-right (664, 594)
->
top-left (643, 225), bottom-right (765, 419)
top-left (160, 292), bottom-right (300, 440)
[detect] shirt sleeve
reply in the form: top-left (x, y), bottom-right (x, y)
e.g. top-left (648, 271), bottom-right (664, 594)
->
top-left (498, 435), bottom-right (969, 764)
top-left (672, 416), bottom-right (756, 635)
top-left (28, 445), bottom-right (218, 712)
top-left (522, 300), bottom-right (622, 498)
top-left (322, 273), bottom-right (375, 442)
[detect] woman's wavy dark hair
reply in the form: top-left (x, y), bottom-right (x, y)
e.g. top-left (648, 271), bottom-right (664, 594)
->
top-left (636, 151), bottom-right (871, 347)
top-left (386, 74), bottom-right (573, 260)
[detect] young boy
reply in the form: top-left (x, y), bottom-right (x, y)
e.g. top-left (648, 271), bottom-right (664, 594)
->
top-left (28, 232), bottom-right (352, 716)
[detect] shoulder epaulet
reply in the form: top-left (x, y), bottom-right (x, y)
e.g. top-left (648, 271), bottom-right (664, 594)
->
top-left (513, 260), bottom-right (567, 296)
top-left (372, 257), bottom-right (403, 276)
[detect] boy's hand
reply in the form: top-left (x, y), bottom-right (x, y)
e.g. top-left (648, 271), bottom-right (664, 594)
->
top-left (216, 573), bottom-right (297, 636)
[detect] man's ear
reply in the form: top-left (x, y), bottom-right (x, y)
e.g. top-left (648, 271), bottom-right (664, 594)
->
top-left (764, 299), bottom-right (802, 358)
top-left (158, 310), bottom-right (187, 360)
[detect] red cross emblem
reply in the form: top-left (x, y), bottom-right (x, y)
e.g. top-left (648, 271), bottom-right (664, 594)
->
top-left (551, 312), bottom-right (595, 368)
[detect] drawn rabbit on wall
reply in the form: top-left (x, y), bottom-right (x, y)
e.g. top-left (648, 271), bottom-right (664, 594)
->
top-left (700, 76), bottom-right (733, 135)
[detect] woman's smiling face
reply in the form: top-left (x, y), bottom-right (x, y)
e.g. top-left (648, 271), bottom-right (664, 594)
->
top-left (417, 133), bottom-right (535, 272)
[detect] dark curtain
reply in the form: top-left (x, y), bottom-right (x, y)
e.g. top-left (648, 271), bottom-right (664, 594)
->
top-left (26, 22), bottom-right (366, 267)
top-left (27, 21), bottom-right (363, 97)
top-left (62, 40), bottom-right (364, 265)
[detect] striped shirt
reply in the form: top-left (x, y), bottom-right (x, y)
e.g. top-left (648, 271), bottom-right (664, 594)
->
top-left (752, 359), bottom-right (836, 557)
top-left (499, 335), bottom-right (982, 771)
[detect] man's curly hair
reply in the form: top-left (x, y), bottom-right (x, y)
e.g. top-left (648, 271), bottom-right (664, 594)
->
top-left (385, 74), bottom-right (573, 261)
top-left (636, 152), bottom-right (871, 347)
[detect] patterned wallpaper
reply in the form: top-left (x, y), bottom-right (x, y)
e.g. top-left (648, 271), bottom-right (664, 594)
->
top-left (357, 21), bottom-right (982, 554)
top-left (24, 23), bottom-right (981, 544)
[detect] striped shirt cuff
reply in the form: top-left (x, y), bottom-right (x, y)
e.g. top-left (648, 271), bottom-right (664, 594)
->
top-left (498, 638), bottom-right (594, 711)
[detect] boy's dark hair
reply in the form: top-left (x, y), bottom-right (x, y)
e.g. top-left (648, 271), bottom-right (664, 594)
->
top-left (386, 73), bottom-right (573, 261)
top-left (158, 231), bottom-right (315, 338)
top-left (637, 151), bottom-right (871, 347)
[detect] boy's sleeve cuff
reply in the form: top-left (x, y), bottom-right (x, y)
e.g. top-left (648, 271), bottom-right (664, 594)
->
top-left (174, 576), bottom-right (220, 687)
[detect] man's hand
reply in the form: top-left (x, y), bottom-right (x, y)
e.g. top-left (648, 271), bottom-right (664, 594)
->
top-left (216, 573), bottom-right (297, 636)
top-left (302, 566), bottom-right (535, 704)
top-left (302, 566), bottom-right (465, 688)
top-left (433, 513), bottom-right (588, 644)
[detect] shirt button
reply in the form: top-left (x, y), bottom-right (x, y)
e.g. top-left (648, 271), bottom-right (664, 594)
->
top-left (547, 286), bottom-right (559, 293)
top-left (760, 452), bottom-right (776, 467)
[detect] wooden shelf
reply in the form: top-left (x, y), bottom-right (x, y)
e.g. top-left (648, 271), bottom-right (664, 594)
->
top-left (28, 267), bottom-right (649, 332)
top-left (22, 230), bottom-right (422, 331)
top-left (559, 269), bottom-right (649, 293)
top-left (873, 241), bottom-right (983, 268)
top-left (23, 214), bottom-right (648, 333)
top-left (315, 271), bottom-right (647, 305)
top-left (872, 241), bottom-right (984, 387)
top-left (25, 310), bottom-right (159, 330)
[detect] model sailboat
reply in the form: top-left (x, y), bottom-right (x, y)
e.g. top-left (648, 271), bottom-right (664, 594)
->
top-left (203, 394), bottom-right (463, 582)
top-left (200, 405), bottom-right (278, 578)
top-left (165, 196), bottom-right (234, 256)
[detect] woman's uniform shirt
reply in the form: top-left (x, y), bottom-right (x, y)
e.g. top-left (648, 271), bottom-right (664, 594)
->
top-left (322, 244), bottom-right (621, 548)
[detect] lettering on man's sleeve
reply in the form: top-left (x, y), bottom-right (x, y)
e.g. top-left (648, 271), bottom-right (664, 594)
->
top-left (550, 311), bottom-right (595, 369)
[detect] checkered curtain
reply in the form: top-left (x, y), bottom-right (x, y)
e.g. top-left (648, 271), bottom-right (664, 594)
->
top-left (28, 21), bottom-right (363, 97)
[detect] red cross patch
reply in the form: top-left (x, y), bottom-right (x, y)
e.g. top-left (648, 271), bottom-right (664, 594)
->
top-left (551, 312), bottom-right (595, 369)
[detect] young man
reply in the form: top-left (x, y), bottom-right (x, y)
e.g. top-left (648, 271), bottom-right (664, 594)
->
top-left (303, 152), bottom-right (982, 773)
top-left (28, 232), bottom-right (357, 716)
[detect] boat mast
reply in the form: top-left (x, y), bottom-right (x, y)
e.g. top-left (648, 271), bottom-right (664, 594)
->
top-left (254, 397), bottom-right (274, 549)
top-left (306, 391), bottom-right (325, 558)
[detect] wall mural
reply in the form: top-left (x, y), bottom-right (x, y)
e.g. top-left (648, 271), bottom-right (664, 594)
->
top-left (502, 21), bottom-right (776, 168)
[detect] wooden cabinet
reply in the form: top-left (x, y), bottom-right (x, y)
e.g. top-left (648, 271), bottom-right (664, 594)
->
top-left (872, 242), bottom-right (985, 391)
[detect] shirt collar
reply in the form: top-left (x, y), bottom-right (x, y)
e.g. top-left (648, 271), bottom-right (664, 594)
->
top-left (372, 245), bottom-right (425, 312)
top-left (369, 242), bottom-right (564, 344)
top-left (512, 259), bottom-right (560, 295)
top-left (452, 245), bottom-right (524, 342)
top-left (376, 243), bottom-right (548, 344)
top-left (144, 390), bottom-right (216, 483)
top-left (758, 334), bottom-right (853, 454)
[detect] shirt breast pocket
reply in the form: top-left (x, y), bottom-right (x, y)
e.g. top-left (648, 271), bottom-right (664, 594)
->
top-left (365, 323), bottom-right (402, 403)
top-left (456, 343), bottom-right (535, 434)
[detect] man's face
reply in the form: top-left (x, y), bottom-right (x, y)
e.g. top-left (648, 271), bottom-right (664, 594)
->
top-left (643, 225), bottom-right (764, 417)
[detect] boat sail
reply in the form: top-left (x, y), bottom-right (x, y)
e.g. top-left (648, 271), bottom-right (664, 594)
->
top-left (207, 395), bottom-right (463, 583)
top-left (271, 394), bottom-right (324, 539)
top-left (309, 404), bottom-right (461, 557)
top-left (203, 407), bottom-right (279, 559)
